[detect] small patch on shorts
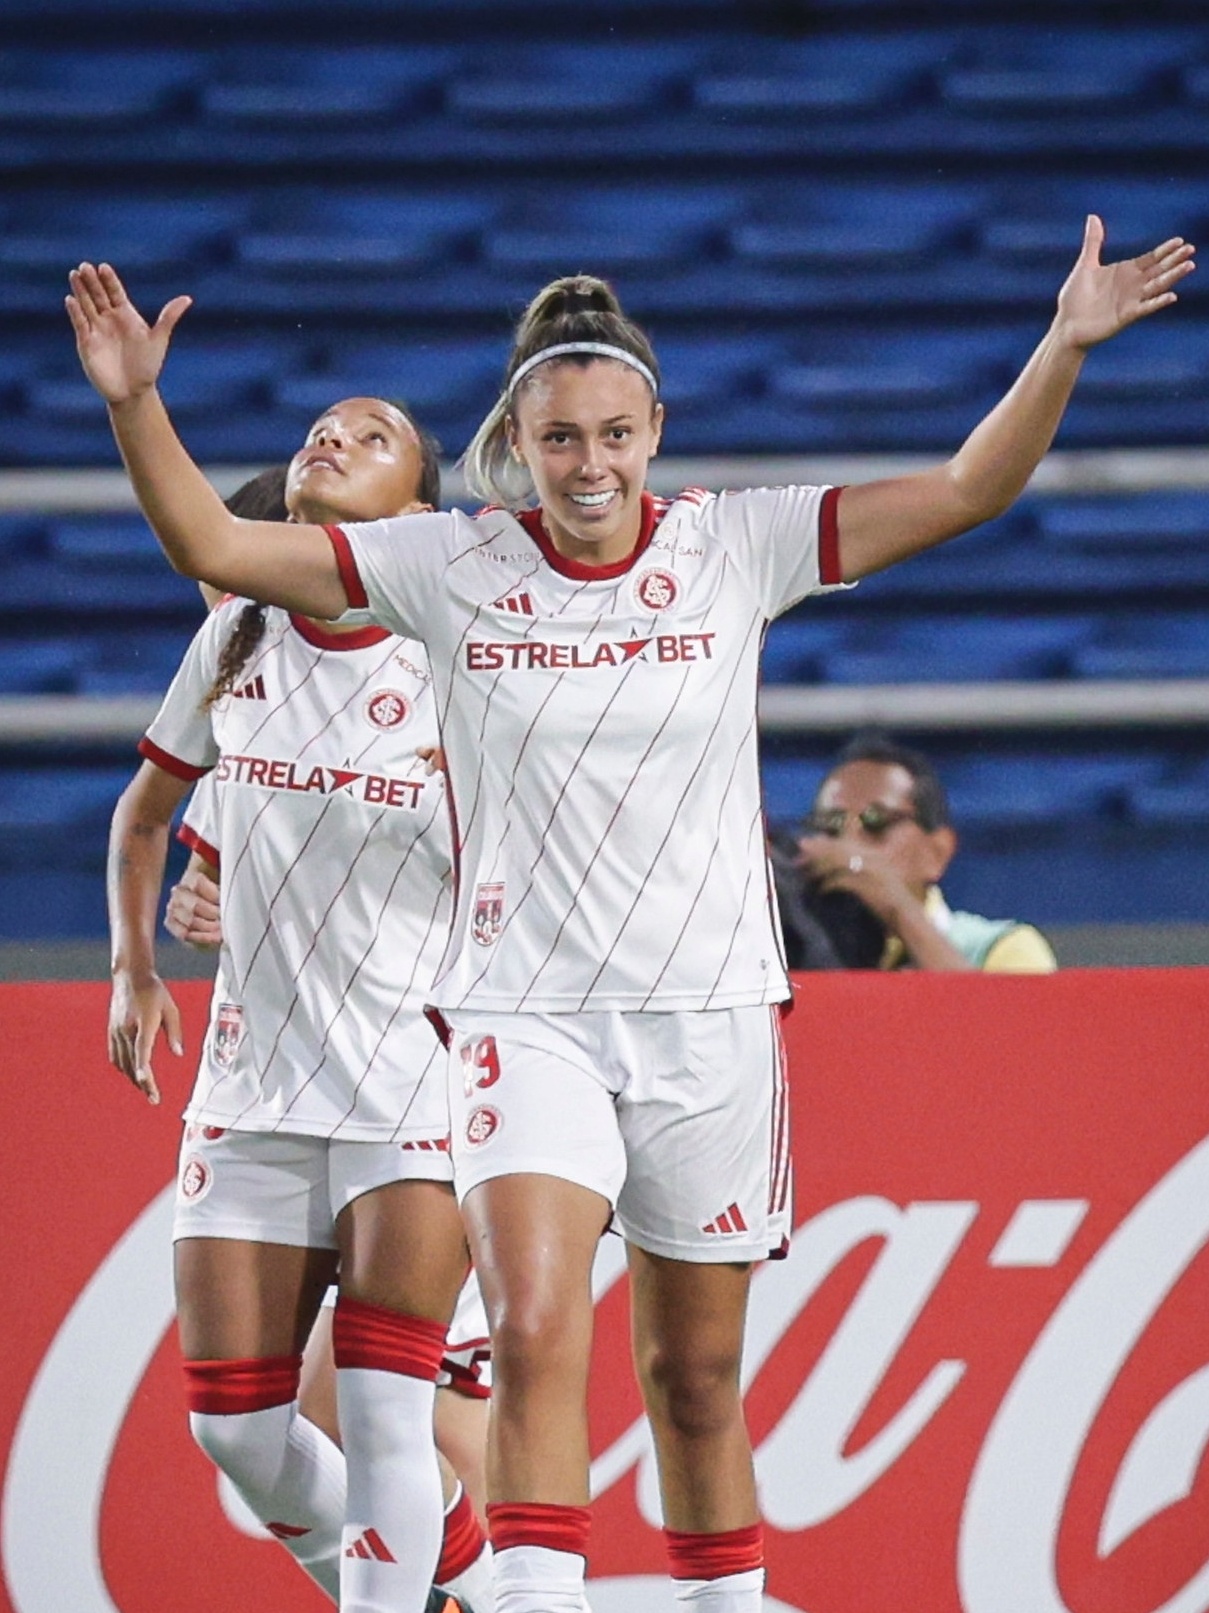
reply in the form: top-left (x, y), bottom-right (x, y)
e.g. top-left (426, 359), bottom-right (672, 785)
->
top-left (465, 1105), bottom-right (502, 1148)
top-left (179, 1153), bottom-right (213, 1202)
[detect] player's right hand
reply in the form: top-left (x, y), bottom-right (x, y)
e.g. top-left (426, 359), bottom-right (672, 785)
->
top-left (108, 970), bottom-right (184, 1105)
top-left (166, 868), bottom-right (223, 950)
top-left (65, 261), bottom-right (192, 405)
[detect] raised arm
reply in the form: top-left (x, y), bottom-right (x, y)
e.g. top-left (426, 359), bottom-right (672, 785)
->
top-left (835, 215), bottom-right (1196, 580)
top-left (108, 760), bottom-right (195, 1103)
top-left (66, 262), bottom-right (347, 617)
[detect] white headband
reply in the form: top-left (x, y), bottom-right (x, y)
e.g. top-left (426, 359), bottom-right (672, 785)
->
top-left (506, 342), bottom-right (658, 400)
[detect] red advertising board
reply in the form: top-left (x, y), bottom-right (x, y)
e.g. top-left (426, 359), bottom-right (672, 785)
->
top-left (2, 972), bottom-right (1208, 1613)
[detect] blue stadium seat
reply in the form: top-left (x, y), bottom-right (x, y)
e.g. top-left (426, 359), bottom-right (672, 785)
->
top-left (80, 629), bottom-right (193, 695)
top-left (47, 516), bottom-right (168, 569)
top-left (762, 619), bottom-right (849, 685)
top-left (0, 48), bottom-right (198, 126)
top-left (692, 31), bottom-right (952, 118)
top-left (234, 190), bottom-right (498, 278)
top-left (1125, 755), bottom-right (1209, 827)
top-left (816, 615), bottom-right (1095, 685)
top-left (199, 44), bottom-right (460, 125)
top-left (1035, 491), bottom-right (1209, 552)
top-left (728, 181), bottom-right (980, 269)
top-left (940, 28), bottom-right (1194, 115)
top-left (447, 42), bottom-right (707, 123)
top-left (278, 338), bottom-right (506, 423)
top-left (0, 640), bottom-right (88, 694)
top-left (484, 186), bottom-right (743, 274)
top-left (761, 756), bottom-right (825, 827)
top-left (941, 752), bottom-right (1162, 834)
top-left (1070, 613), bottom-right (1209, 679)
top-left (0, 195), bottom-right (246, 278)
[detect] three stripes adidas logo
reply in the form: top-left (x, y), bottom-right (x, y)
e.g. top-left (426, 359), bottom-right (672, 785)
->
top-left (702, 1201), bottom-right (748, 1236)
top-left (492, 592), bottom-right (534, 616)
top-left (345, 1527), bottom-right (396, 1562)
top-left (232, 673), bottom-right (267, 700)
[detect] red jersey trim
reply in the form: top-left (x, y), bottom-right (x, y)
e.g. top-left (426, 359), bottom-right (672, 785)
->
top-left (289, 613), bottom-right (391, 652)
top-left (818, 484), bottom-right (844, 586)
top-left (324, 524), bottom-right (369, 609)
top-left (516, 490), bottom-right (662, 580)
top-left (137, 736), bottom-right (209, 783)
top-left (177, 821), bottom-right (221, 870)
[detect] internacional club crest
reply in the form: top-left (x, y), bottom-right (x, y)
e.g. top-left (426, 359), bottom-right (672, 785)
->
top-left (632, 567), bottom-right (679, 612)
top-left (364, 688), bottom-right (411, 729)
top-left (471, 882), bottom-right (506, 947)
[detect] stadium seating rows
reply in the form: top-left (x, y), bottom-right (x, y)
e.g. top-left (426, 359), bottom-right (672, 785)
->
top-left (2, 0), bottom-right (1208, 934)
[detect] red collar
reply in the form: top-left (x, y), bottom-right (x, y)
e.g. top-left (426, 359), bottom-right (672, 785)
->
top-left (289, 615), bottom-right (391, 651)
top-left (516, 491), bottom-right (661, 580)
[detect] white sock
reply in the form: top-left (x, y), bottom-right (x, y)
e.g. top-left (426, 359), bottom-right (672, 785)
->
top-left (440, 1538), bottom-right (495, 1613)
top-left (337, 1365), bottom-right (443, 1613)
top-left (494, 1544), bottom-right (586, 1613)
top-left (672, 1567), bottom-right (765, 1611)
top-left (190, 1402), bottom-right (344, 1601)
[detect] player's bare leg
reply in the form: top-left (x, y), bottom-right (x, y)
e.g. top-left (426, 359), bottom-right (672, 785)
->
top-left (629, 1248), bottom-right (764, 1612)
top-left (175, 1237), bottom-right (345, 1599)
top-left (463, 1172), bottom-right (611, 1612)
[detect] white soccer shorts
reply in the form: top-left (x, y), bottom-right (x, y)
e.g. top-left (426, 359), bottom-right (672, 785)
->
top-left (444, 1006), bottom-right (792, 1264)
top-left (172, 1124), bottom-right (454, 1248)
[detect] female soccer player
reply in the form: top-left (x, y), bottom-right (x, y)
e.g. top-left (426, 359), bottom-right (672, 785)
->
top-left (107, 400), bottom-right (490, 1613)
top-left (73, 214), bottom-right (1193, 1613)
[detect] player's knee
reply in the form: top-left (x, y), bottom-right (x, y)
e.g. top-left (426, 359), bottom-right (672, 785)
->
top-left (189, 1408), bottom-right (286, 1492)
top-left (489, 1290), bottom-right (589, 1393)
top-left (635, 1339), bottom-right (742, 1440)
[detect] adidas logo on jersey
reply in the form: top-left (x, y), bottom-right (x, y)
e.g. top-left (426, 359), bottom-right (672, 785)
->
top-left (345, 1527), bottom-right (396, 1562)
top-left (492, 591), bottom-right (535, 616)
top-left (232, 673), bottom-right (267, 700)
top-left (702, 1201), bottom-right (748, 1235)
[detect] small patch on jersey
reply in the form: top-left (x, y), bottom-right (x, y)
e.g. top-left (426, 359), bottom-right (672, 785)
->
top-left (212, 1002), bottom-right (244, 1069)
top-left (365, 689), bottom-right (411, 729)
top-left (179, 1153), bottom-right (213, 1202)
top-left (633, 567), bottom-right (679, 613)
top-left (471, 882), bottom-right (505, 947)
top-left (465, 1105), bottom-right (502, 1148)
top-left (492, 591), bottom-right (535, 615)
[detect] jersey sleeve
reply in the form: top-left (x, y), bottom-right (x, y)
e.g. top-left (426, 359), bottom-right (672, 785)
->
top-left (982, 924), bottom-right (1058, 973)
top-left (139, 606), bottom-right (230, 779)
top-left (703, 483), bottom-right (850, 619)
top-left (178, 771), bottom-right (221, 867)
top-left (325, 512), bottom-right (459, 643)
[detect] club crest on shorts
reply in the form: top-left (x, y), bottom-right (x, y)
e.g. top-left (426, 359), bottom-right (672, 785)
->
top-left (471, 882), bottom-right (505, 947)
top-left (465, 1105), bottom-right (501, 1148)
top-left (212, 1002), bottom-right (244, 1069)
top-left (178, 1153), bottom-right (212, 1202)
top-left (633, 567), bottom-right (679, 613)
top-left (364, 688), bottom-right (411, 729)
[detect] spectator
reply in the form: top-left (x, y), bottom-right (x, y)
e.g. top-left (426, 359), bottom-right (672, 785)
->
top-left (781, 733), bottom-right (1057, 972)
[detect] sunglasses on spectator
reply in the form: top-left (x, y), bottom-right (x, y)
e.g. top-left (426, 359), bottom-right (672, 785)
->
top-left (803, 805), bottom-right (920, 839)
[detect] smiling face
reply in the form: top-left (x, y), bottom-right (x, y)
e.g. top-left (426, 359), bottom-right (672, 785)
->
top-left (508, 358), bottom-right (663, 567)
top-left (285, 397), bottom-right (428, 524)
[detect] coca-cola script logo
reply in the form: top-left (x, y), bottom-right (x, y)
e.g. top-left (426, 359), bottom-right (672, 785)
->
top-left (3, 972), bottom-right (1207, 1613)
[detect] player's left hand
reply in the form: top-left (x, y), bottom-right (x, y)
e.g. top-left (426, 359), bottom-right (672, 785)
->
top-left (1055, 214), bottom-right (1195, 350)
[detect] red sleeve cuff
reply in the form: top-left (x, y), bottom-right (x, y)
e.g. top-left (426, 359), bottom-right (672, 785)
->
top-left (818, 485), bottom-right (844, 586)
top-left (138, 736), bottom-right (210, 782)
top-left (178, 821), bottom-right (220, 870)
top-left (324, 524), bottom-right (369, 610)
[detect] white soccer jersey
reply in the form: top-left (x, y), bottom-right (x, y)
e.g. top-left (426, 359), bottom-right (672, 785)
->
top-left (142, 602), bottom-right (452, 1139)
top-left (329, 484), bottom-right (844, 1013)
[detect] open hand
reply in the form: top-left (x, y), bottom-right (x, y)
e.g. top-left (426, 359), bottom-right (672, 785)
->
top-left (1055, 214), bottom-right (1195, 351)
top-left (108, 969), bottom-right (183, 1105)
top-left (66, 261), bottom-right (192, 405)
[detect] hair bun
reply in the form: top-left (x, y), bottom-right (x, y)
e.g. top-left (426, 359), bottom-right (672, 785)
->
top-left (522, 274), bottom-right (621, 333)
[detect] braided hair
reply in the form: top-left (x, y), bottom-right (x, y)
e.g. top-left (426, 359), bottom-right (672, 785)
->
top-left (203, 465), bottom-right (288, 710)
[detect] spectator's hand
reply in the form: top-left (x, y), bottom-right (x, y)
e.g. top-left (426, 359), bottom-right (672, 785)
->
top-left (66, 262), bottom-right (192, 405)
top-left (1055, 215), bottom-right (1194, 351)
top-left (796, 833), bottom-right (919, 929)
top-left (166, 868), bottom-right (223, 950)
top-left (108, 970), bottom-right (182, 1105)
